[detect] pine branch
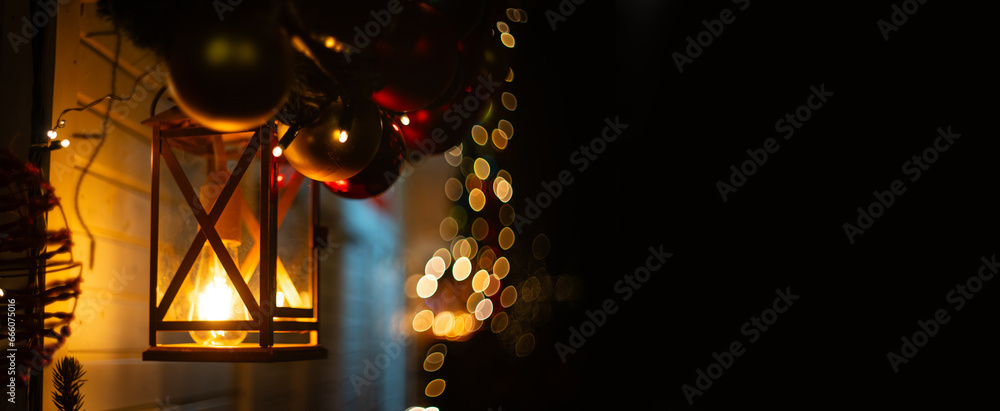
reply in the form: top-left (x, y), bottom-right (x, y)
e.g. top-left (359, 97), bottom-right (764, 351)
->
top-left (51, 356), bottom-right (86, 411)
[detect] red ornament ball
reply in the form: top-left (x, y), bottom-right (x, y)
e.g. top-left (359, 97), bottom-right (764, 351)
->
top-left (324, 116), bottom-right (407, 199)
top-left (369, 3), bottom-right (460, 113)
top-left (282, 99), bottom-right (382, 182)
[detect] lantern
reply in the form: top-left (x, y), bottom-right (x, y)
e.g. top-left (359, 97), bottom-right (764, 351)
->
top-left (142, 107), bottom-right (326, 362)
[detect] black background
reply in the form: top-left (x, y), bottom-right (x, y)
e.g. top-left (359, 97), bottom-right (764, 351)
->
top-left (440, 0), bottom-right (995, 409)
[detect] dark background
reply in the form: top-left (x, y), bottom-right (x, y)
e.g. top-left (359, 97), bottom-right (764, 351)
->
top-left (440, 0), bottom-right (996, 409)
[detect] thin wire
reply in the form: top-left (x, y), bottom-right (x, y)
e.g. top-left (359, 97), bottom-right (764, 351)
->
top-left (73, 29), bottom-right (122, 269)
top-left (51, 67), bottom-right (155, 131)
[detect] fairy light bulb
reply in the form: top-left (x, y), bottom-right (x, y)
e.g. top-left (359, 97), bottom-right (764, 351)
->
top-left (272, 146), bottom-right (283, 157)
top-left (338, 130), bottom-right (348, 143)
top-left (60, 139), bottom-right (70, 148)
top-left (400, 115), bottom-right (410, 126)
top-left (47, 130), bottom-right (57, 139)
top-left (188, 240), bottom-right (248, 346)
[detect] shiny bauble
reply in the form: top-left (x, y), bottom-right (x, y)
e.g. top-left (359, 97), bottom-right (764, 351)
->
top-left (325, 116), bottom-right (407, 199)
top-left (166, 10), bottom-right (293, 132)
top-left (282, 99), bottom-right (382, 182)
top-left (369, 3), bottom-right (460, 113)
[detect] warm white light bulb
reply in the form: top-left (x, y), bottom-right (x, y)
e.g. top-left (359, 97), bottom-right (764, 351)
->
top-left (188, 241), bottom-right (249, 347)
top-left (60, 139), bottom-right (70, 148)
top-left (47, 130), bottom-right (57, 139)
top-left (338, 130), bottom-right (348, 143)
top-left (400, 115), bottom-right (410, 126)
top-left (272, 146), bottom-right (283, 157)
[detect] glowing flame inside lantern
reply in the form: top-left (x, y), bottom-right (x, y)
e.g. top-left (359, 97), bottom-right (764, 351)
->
top-left (188, 241), bottom-right (248, 346)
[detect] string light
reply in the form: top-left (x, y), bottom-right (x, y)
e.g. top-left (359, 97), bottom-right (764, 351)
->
top-left (272, 146), bottom-right (283, 157)
top-left (400, 114), bottom-right (410, 126)
top-left (31, 139), bottom-right (70, 151)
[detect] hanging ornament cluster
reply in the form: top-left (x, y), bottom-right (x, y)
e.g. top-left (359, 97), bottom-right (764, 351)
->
top-left (99, 0), bottom-right (512, 199)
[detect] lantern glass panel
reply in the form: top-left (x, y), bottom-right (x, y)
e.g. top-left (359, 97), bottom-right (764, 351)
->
top-left (155, 134), bottom-right (260, 341)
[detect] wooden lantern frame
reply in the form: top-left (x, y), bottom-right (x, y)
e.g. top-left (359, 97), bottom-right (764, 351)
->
top-left (142, 109), bottom-right (326, 362)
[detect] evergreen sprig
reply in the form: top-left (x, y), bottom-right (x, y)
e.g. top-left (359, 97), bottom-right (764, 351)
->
top-left (51, 356), bottom-right (86, 411)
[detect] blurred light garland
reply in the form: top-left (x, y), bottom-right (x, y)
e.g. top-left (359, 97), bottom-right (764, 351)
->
top-left (405, 5), bottom-right (541, 409)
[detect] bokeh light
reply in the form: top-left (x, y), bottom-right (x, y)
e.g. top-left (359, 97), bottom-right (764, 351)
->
top-left (413, 310), bottom-right (434, 332)
top-left (498, 119), bottom-right (514, 139)
top-left (515, 333), bottom-right (535, 357)
top-left (453, 257), bottom-right (472, 281)
top-left (471, 125), bottom-right (488, 145)
top-left (475, 298), bottom-right (494, 321)
top-left (499, 204), bottom-right (515, 226)
top-left (474, 158), bottom-right (491, 180)
top-left (425, 379), bottom-right (446, 397)
top-left (500, 33), bottom-right (515, 48)
top-left (445, 178), bottom-right (463, 201)
top-left (427, 343), bottom-right (447, 357)
top-left (494, 257), bottom-right (510, 279)
top-left (472, 270), bottom-right (491, 293)
top-left (492, 130), bottom-right (508, 150)
top-left (498, 227), bottom-right (515, 249)
top-left (439, 217), bottom-right (458, 241)
top-left (477, 247), bottom-right (496, 270)
top-left (500, 285), bottom-right (517, 307)
top-left (521, 277), bottom-right (539, 302)
top-left (445, 145), bottom-right (463, 167)
top-left (484, 274), bottom-right (502, 297)
top-left (471, 218), bottom-right (489, 241)
top-left (491, 311), bottom-right (509, 333)
top-left (495, 179), bottom-right (513, 203)
top-left (469, 189), bottom-right (486, 212)
top-left (433, 248), bottom-right (452, 268)
top-left (501, 92), bottom-right (517, 110)
top-left (416, 275), bottom-right (438, 299)
top-left (466, 292), bottom-right (485, 313)
top-left (425, 256), bottom-right (446, 279)
top-left (432, 312), bottom-right (454, 336)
